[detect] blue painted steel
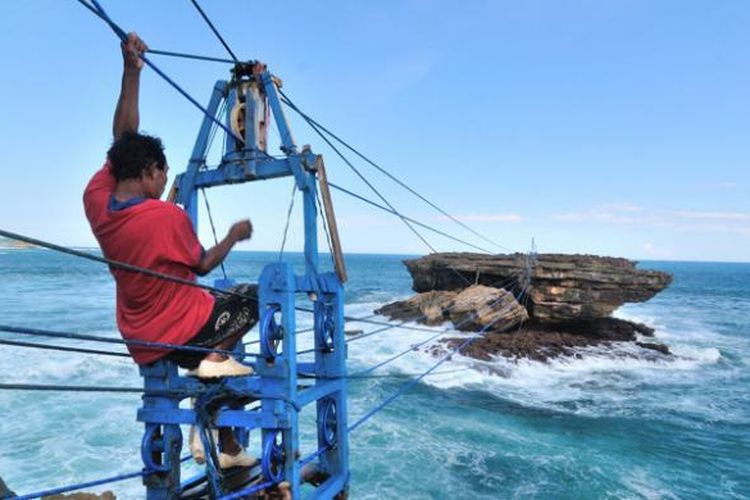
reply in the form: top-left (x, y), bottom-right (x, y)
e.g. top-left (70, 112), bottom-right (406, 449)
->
top-left (175, 80), bottom-right (227, 225)
top-left (260, 303), bottom-right (282, 360)
top-left (315, 301), bottom-right (335, 352)
top-left (262, 431), bottom-right (285, 483)
top-left (138, 362), bottom-right (183, 499)
top-left (213, 277), bottom-right (236, 290)
top-left (137, 63), bottom-right (349, 498)
top-left (320, 398), bottom-right (337, 447)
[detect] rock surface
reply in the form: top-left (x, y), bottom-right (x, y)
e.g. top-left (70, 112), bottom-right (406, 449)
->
top-left (377, 253), bottom-right (673, 361)
top-left (404, 253), bottom-right (672, 322)
top-left (375, 286), bottom-right (528, 332)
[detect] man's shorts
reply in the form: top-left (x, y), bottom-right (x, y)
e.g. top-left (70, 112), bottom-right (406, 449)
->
top-left (168, 283), bottom-right (259, 369)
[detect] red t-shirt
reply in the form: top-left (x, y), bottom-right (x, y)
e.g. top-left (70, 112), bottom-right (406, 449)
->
top-left (83, 162), bottom-right (214, 364)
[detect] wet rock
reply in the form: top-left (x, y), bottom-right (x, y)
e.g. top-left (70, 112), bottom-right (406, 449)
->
top-left (636, 342), bottom-right (671, 355)
top-left (433, 318), bottom-right (651, 362)
top-left (43, 492), bottom-right (116, 499)
top-left (447, 285), bottom-right (527, 332)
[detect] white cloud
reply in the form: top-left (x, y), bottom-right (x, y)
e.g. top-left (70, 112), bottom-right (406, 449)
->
top-left (453, 214), bottom-right (523, 223)
top-left (551, 209), bottom-right (639, 224)
top-left (550, 205), bottom-right (750, 234)
top-left (669, 210), bottom-right (750, 221)
top-left (600, 203), bottom-right (644, 212)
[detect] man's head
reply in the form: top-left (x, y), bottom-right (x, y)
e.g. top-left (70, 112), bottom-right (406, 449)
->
top-left (107, 132), bottom-right (168, 199)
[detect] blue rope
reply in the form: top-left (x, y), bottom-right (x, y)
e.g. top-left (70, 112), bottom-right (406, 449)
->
top-left (81, 0), bottom-right (240, 141)
top-left (11, 456), bottom-right (191, 500)
top-left (298, 446), bottom-right (330, 468)
top-left (188, 0), bottom-right (239, 63)
top-left (148, 48), bottom-right (234, 64)
top-left (350, 331), bottom-right (445, 377)
top-left (75, 0), bottom-right (234, 64)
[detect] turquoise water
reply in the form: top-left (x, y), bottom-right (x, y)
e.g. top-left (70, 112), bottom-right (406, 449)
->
top-left (0, 251), bottom-right (748, 498)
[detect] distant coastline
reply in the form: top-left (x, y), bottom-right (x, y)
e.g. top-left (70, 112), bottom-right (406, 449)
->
top-left (0, 237), bottom-right (34, 249)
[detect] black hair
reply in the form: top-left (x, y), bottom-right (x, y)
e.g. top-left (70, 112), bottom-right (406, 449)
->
top-left (107, 132), bottom-right (166, 182)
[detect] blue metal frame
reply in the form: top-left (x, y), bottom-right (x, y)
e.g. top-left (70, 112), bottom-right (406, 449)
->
top-left (138, 69), bottom-right (349, 498)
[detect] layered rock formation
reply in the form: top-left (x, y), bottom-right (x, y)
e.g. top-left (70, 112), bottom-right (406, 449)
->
top-left (405, 253), bottom-right (671, 322)
top-left (377, 253), bottom-right (673, 362)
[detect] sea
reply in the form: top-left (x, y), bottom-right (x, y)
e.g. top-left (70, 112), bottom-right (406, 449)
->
top-left (0, 249), bottom-right (748, 499)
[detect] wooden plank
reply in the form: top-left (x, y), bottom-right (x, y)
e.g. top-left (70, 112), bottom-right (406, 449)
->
top-left (316, 155), bottom-right (348, 283)
top-left (166, 178), bottom-right (178, 204)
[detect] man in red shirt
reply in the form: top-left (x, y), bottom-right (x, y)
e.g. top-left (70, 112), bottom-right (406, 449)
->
top-left (84, 33), bottom-right (258, 467)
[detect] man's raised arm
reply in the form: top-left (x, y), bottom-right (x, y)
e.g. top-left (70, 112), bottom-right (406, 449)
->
top-left (113, 33), bottom-right (148, 140)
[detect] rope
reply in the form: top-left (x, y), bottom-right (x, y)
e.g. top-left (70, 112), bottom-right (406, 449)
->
top-left (148, 49), bottom-right (234, 64)
top-left (315, 183), bottom-right (337, 268)
top-left (298, 368), bottom-right (470, 380)
top-left (10, 456), bottom-right (191, 500)
top-left (0, 228), bottom-right (255, 301)
top-left (79, 0), bottom-right (240, 141)
top-left (0, 383), bottom-right (146, 394)
top-left (188, 0), bottom-right (239, 63)
top-left (348, 276), bottom-right (532, 433)
top-left (350, 279), bottom-right (524, 376)
top-left (73, 2), bottom-right (234, 64)
top-left (280, 89), bottom-right (515, 253)
top-left (0, 338), bottom-right (129, 358)
top-left (328, 182), bottom-right (493, 254)
top-left (201, 188), bottom-right (228, 280)
top-left (278, 182), bottom-right (297, 261)
top-left (306, 271), bottom-right (522, 352)
top-left (349, 331), bottom-right (446, 377)
top-left (0, 229), bottom-right (454, 342)
top-left (0, 324), bottom-right (254, 359)
top-left (282, 92), bottom-right (441, 256)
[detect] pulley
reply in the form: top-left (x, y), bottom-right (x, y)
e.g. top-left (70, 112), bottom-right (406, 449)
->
top-left (262, 430), bottom-right (285, 483)
top-left (260, 303), bottom-right (283, 360)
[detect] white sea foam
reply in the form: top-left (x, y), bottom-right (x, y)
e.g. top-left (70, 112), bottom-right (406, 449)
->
top-left (345, 298), bottom-right (727, 421)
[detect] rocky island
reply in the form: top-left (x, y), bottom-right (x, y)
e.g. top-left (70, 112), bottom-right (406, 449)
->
top-left (376, 253), bottom-right (672, 362)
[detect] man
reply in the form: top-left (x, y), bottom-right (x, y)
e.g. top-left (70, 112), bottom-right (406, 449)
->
top-left (84, 32), bottom-right (257, 467)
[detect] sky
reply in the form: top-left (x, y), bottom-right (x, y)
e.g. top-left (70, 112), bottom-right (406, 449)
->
top-left (0, 1), bottom-right (748, 262)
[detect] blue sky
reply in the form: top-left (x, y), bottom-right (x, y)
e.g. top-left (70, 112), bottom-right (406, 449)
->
top-left (0, 1), bottom-right (748, 261)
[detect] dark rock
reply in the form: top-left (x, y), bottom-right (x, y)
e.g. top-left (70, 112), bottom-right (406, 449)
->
top-left (636, 342), bottom-right (671, 355)
top-left (434, 318), bottom-right (657, 362)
